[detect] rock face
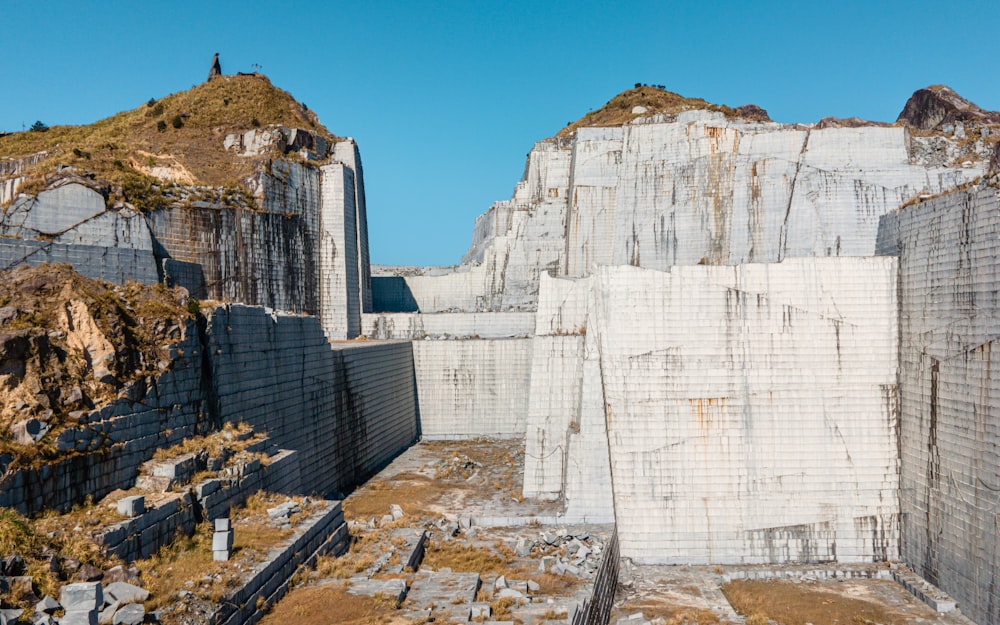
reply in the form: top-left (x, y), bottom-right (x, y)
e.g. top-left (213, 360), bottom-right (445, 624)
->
top-left (876, 183), bottom-right (1000, 625)
top-left (375, 105), bottom-right (983, 313)
top-left (0, 138), bottom-right (371, 339)
top-left (896, 85), bottom-right (1000, 131)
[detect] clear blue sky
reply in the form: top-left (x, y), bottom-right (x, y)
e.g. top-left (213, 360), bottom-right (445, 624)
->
top-left (3, 0), bottom-right (998, 266)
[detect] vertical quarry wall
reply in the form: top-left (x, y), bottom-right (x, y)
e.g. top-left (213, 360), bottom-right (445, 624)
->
top-left (373, 114), bottom-right (979, 313)
top-left (877, 183), bottom-right (1000, 625)
top-left (205, 305), bottom-right (418, 495)
top-left (522, 260), bottom-right (901, 563)
top-left (1, 139), bottom-right (371, 339)
top-left (413, 339), bottom-right (532, 439)
top-left (0, 305), bottom-right (418, 514)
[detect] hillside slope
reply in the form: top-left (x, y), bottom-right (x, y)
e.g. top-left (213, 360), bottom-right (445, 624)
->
top-left (0, 74), bottom-right (335, 208)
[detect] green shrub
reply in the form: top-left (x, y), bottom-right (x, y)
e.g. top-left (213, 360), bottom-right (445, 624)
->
top-left (157, 120), bottom-right (167, 132)
top-left (171, 115), bottom-right (183, 129)
top-left (29, 120), bottom-right (48, 132)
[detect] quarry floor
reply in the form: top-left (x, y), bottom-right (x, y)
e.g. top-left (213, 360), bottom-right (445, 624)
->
top-left (261, 438), bottom-right (974, 625)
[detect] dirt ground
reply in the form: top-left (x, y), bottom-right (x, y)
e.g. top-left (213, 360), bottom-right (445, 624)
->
top-left (613, 563), bottom-right (976, 625)
top-left (261, 438), bottom-right (610, 625)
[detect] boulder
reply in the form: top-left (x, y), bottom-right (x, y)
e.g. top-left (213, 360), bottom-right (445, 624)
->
top-left (111, 604), bottom-right (144, 625)
top-left (104, 582), bottom-right (148, 605)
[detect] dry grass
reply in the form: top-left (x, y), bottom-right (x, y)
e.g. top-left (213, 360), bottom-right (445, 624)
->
top-left (257, 582), bottom-right (400, 625)
top-left (0, 74), bottom-right (338, 206)
top-left (314, 528), bottom-right (382, 579)
top-left (616, 600), bottom-right (720, 625)
top-left (421, 438), bottom-right (525, 503)
top-left (139, 493), bottom-right (312, 611)
top-left (0, 264), bottom-right (191, 464)
top-left (342, 472), bottom-right (443, 521)
top-left (557, 85), bottom-right (771, 137)
top-left (152, 421), bottom-right (257, 462)
top-left (491, 595), bottom-right (518, 620)
top-left (0, 504), bottom-right (123, 607)
top-left (420, 540), bottom-right (513, 576)
top-left (721, 580), bottom-right (907, 625)
top-left (139, 523), bottom-right (227, 611)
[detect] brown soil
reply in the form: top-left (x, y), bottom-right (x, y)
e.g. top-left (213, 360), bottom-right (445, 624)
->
top-left (257, 582), bottom-right (405, 625)
top-left (721, 579), bottom-right (912, 625)
top-left (343, 439), bottom-right (525, 523)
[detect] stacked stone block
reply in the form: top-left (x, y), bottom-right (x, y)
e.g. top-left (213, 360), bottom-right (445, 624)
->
top-left (876, 183), bottom-right (1000, 625)
top-left (59, 582), bottom-right (102, 625)
top-left (96, 492), bottom-right (198, 561)
top-left (206, 305), bottom-right (418, 496)
top-left (213, 518), bottom-right (233, 562)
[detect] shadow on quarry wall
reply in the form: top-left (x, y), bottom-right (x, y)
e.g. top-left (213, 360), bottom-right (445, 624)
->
top-left (371, 276), bottom-right (419, 312)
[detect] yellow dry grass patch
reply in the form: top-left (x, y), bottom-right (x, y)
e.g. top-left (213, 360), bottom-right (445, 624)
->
top-left (258, 582), bottom-right (402, 625)
top-left (721, 580), bottom-right (909, 625)
top-left (343, 472), bottom-right (444, 521)
top-left (139, 492), bottom-right (310, 611)
top-left (617, 599), bottom-right (720, 625)
top-left (420, 540), bottom-right (513, 577)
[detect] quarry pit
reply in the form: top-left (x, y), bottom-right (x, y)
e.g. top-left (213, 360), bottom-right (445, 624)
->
top-left (1, 75), bottom-right (999, 625)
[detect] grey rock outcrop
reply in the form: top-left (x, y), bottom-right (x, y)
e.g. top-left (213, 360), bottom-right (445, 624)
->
top-left (896, 85), bottom-right (1000, 131)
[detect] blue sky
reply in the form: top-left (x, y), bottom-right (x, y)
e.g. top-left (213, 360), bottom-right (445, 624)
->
top-left (3, 0), bottom-right (998, 266)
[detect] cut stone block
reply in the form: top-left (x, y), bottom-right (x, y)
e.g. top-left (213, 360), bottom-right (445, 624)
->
top-left (59, 583), bottom-right (103, 612)
top-left (212, 531), bottom-right (233, 552)
top-left (115, 496), bottom-right (144, 518)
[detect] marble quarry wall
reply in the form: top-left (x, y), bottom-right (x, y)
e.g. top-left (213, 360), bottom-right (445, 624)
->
top-left (877, 183), bottom-right (1000, 625)
top-left (413, 338), bottom-right (532, 439)
top-left (0, 305), bottom-right (418, 515)
top-left (520, 260), bottom-right (902, 556)
top-left (592, 260), bottom-right (900, 564)
top-left (0, 140), bottom-right (371, 339)
top-left (372, 114), bottom-right (980, 313)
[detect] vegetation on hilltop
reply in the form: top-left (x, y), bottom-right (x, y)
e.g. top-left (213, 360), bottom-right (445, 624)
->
top-left (557, 84), bottom-right (771, 137)
top-left (0, 74), bottom-right (337, 206)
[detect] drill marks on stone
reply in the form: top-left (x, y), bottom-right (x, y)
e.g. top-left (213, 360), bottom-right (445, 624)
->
top-left (877, 183), bottom-right (1000, 625)
top-left (586, 260), bottom-right (899, 564)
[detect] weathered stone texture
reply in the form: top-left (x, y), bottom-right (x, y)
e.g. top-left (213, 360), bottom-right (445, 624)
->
top-left (877, 183), bottom-right (1000, 625)
top-left (413, 339), bottom-right (532, 439)
top-left (374, 113), bottom-right (980, 313)
top-left (0, 306), bottom-right (418, 514)
top-left (206, 305), bottom-right (417, 495)
top-left (591, 259), bottom-right (900, 564)
top-left (0, 143), bottom-right (370, 339)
